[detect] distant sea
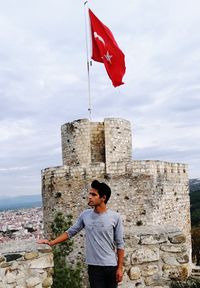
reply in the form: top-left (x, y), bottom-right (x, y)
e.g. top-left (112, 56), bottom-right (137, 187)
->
top-left (0, 194), bottom-right (42, 211)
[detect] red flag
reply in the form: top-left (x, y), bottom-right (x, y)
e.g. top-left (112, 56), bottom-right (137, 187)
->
top-left (89, 9), bottom-right (126, 87)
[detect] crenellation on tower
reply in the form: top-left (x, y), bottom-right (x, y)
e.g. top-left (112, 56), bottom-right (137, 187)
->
top-left (90, 121), bottom-right (105, 163)
top-left (61, 119), bottom-right (91, 166)
top-left (104, 118), bottom-right (132, 172)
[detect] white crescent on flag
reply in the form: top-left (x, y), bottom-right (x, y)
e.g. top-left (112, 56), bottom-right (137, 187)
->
top-left (94, 32), bottom-right (105, 45)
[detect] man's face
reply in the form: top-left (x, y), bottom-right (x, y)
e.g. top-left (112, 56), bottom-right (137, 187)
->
top-left (88, 188), bottom-right (104, 207)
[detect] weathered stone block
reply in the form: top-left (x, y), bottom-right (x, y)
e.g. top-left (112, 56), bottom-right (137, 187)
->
top-left (160, 245), bottom-right (187, 253)
top-left (168, 234), bottom-right (186, 244)
top-left (131, 247), bottom-right (159, 264)
top-left (124, 251), bottom-right (131, 267)
top-left (144, 276), bottom-right (154, 286)
top-left (28, 254), bottom-right (53, 269)
top-left (37, 247), bottom-right (52, 254)
top-left (140, 234), bottom-right (166, 245)
top-left (42, 276), bottom-right (53, 287)
top-left (120, 272), bottom-right (144, 288)
top-left (125, 234), bottom-right (140, 246)
top-left (162, 264), bottom-right (189, 280)
top-left (161, 254), bottom-right (179, 266)
top-left (6, 272), bottom-right (16, 284)
top-left (141, 264), bottom-right (159, 276)
top-left (26, 276), bottom-right (41, 288)
top-left (0, 262), bottom-right (11, 268)
top-left (24, 252), bottom-right (39, 260)
top-left (176, 254), bottom-right (189, 264)
top-left (128, 266), bottom-right (141, 280)
top-left (144, 274), bottom-right (162, 286)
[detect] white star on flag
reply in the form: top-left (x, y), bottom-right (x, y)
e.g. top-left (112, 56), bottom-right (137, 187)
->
top-left (104, 51), bottom-right (113, 63)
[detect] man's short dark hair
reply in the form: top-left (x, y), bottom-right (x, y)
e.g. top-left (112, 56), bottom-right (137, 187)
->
top-left (91, 180), bottom-right (111, 204)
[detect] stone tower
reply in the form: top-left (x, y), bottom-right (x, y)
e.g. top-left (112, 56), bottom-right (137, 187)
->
top-left (42, 118), bottom-right (191, 287)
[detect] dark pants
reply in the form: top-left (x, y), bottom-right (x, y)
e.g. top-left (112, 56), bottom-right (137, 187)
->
top-left (88, 265), bottom-right (117, 288)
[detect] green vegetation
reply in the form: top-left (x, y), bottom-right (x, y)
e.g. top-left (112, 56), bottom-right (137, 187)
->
top-left (170, 278), bottom-right (200, 287)
top-left (190, 183), bottom-right (200, 266)
top-left (51, 212), bottom-right (83, 288)
top-left (190, 189), bottom-right (200, 227)
top-left (192, 227), bottom-right (200, 266)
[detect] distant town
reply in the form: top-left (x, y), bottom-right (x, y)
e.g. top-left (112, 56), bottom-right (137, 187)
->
top-left (0, 207), bottom-right (43, 243)
top-left (0, 179), bottom-right (199, 244)
top-left (0, 194), bottom-right (42, 211)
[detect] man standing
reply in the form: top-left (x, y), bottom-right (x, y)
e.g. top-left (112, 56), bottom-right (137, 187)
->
top-left (37, 179), bottom-right (124, 288)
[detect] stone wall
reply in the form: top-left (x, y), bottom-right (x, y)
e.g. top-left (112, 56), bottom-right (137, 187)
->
top-left (121, 226), bottom-right (190, 288)
top-left (0, 240), bottom-right (53, 288)
top-left (42, 160), bottom-right (190, 247)
top-left (41, 117), bottom-right (191, 287)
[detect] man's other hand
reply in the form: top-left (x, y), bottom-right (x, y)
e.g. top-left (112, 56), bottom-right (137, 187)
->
top-left (116, 267), bottom-right (123, 283)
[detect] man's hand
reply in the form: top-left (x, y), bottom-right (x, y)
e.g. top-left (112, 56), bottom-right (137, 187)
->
top-left (116, 248), bottom-right (124, 283)
top-left (36, 232), bottom-right (68, 246)
top-left (116, 267), bottom-right (123, 283)
top-left (36, 239), bottom-right (52, 246)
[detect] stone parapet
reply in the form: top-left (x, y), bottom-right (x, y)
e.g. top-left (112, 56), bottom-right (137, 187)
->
top-left (41, 160), bottom-right (188, 179)
top-left (130, 160), bottom-right (188, 178)
top-left (121, 226), bottom-right (190, 288)
top-left (0, 240), bottom-right (53, 288)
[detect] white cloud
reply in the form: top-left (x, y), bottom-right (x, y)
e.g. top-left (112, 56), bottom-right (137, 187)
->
top-left (0, 119), bottom-right (34, 141)
top-left (0, 166), bottom-right (29, 172)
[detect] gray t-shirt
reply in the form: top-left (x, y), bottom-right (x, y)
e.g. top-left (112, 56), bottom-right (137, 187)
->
top-left (67, 209), bottom-right (124, 266)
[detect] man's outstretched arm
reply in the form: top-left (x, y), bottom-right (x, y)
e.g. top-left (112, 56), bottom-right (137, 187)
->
top-left (37, 211), bottom-right (85, 246)
top-left (37, 232), bottom-right (69, 246)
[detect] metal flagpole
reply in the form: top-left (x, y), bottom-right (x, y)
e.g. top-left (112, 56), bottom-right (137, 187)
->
top-left (84, 1), bottom-right (92, 120)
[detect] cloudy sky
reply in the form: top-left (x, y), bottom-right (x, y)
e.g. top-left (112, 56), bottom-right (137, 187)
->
top-left (0, 0), bottom-right (200, 198)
